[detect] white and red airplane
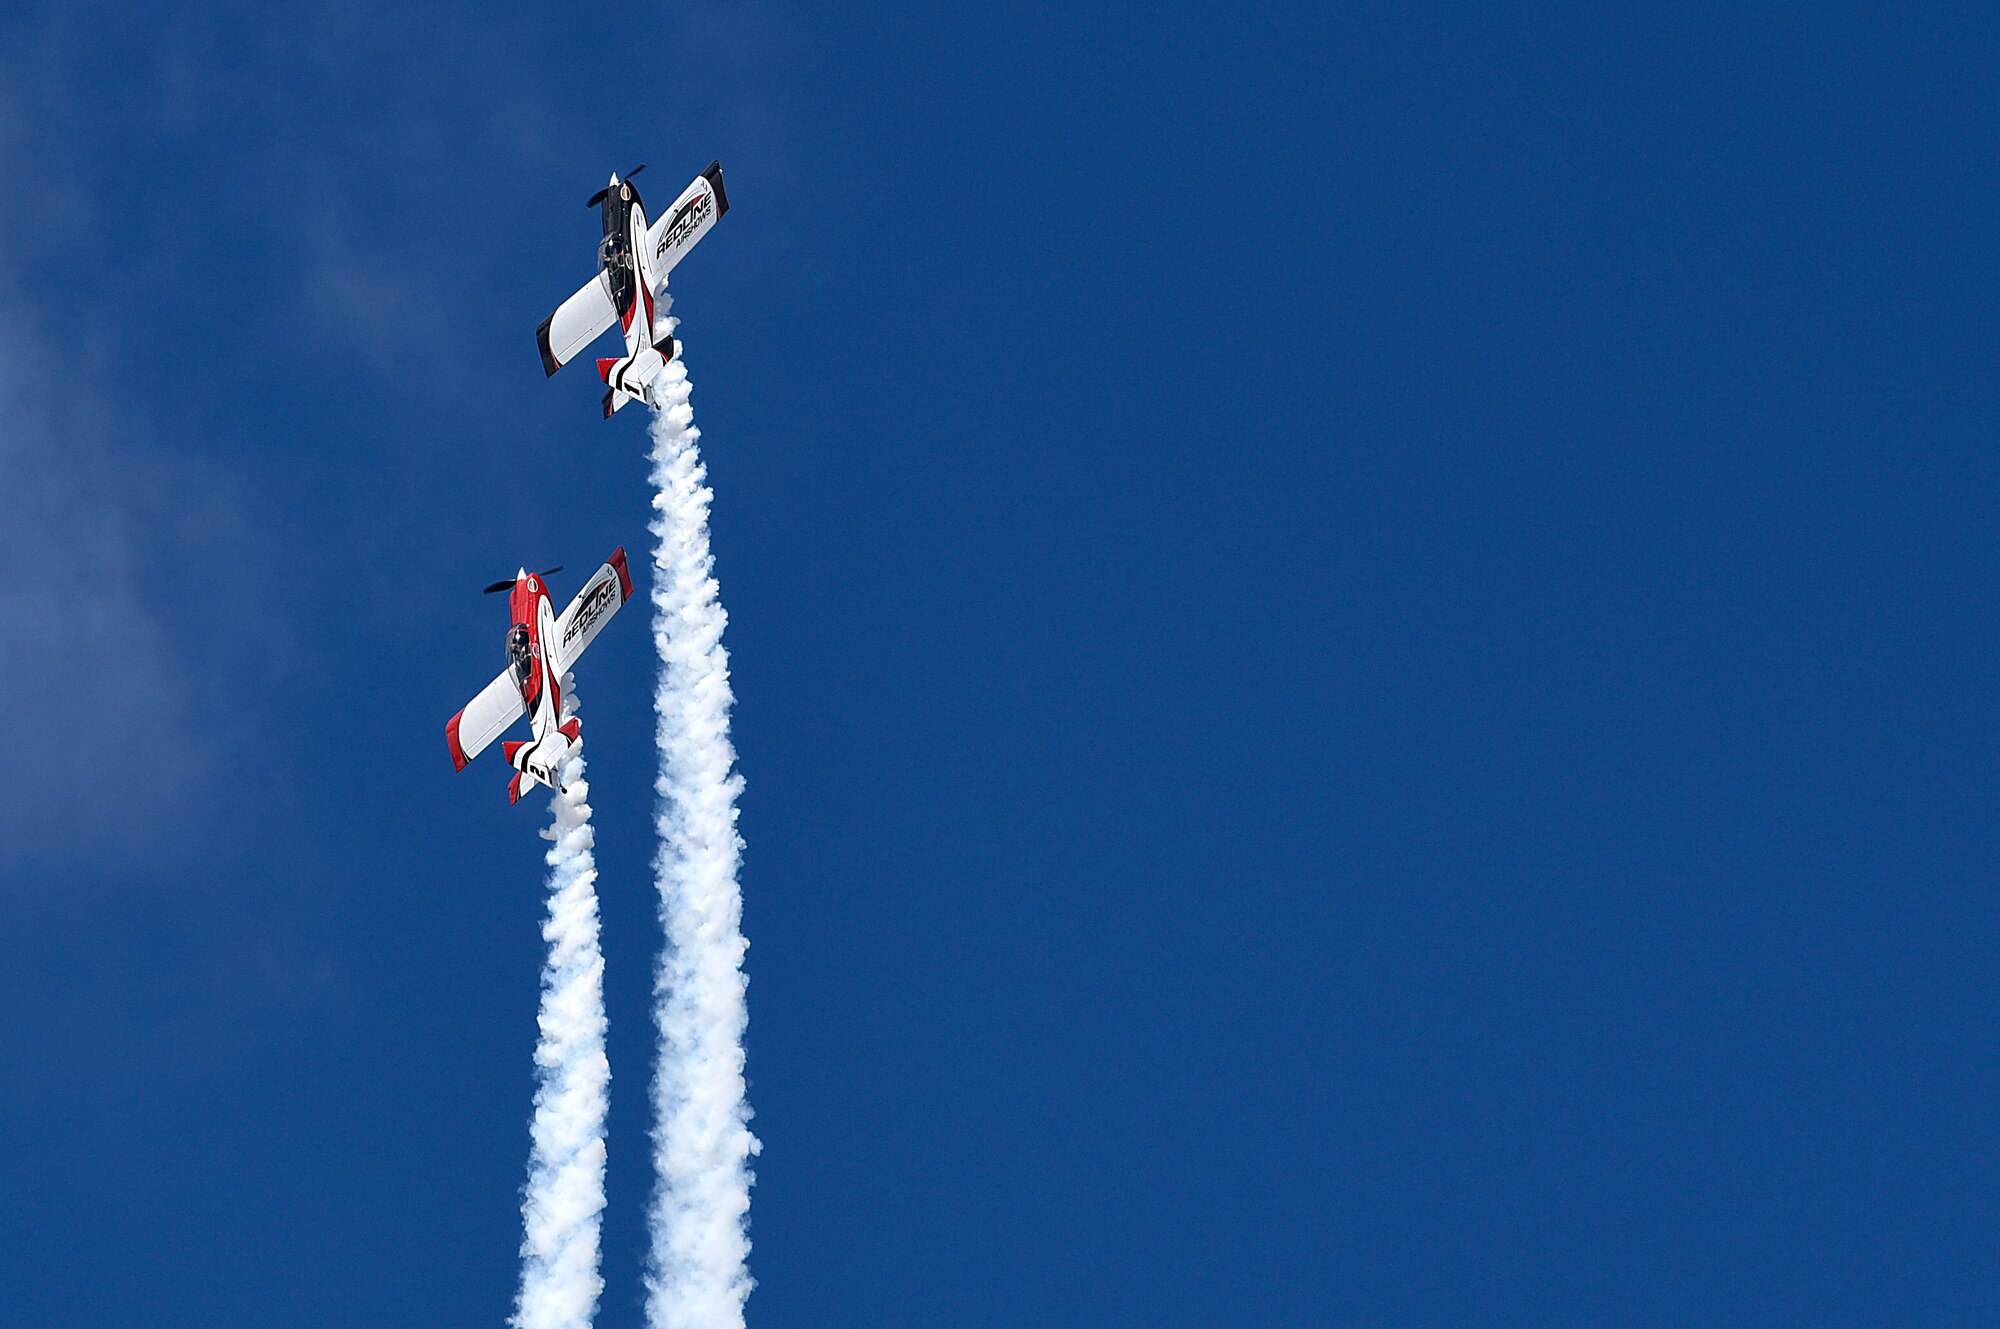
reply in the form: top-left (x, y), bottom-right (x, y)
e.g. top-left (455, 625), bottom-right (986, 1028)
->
top-left (536, 160), bottom-right (729, 419)
top-left (446, 549), bottom-right (635, 804)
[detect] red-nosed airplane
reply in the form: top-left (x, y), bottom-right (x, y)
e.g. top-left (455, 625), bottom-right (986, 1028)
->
top-left (536, 161), bottom-right (729, 418)
top-left (446, 549), bottom-right (635, 803)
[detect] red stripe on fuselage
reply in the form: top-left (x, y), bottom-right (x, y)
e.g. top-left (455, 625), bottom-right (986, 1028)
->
top-left (510, 577), bottom-right (539, 626)
top-left (510, 576), bottom-right (552, 711)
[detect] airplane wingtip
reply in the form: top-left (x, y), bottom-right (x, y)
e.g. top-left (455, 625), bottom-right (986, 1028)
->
top-left (536, 315), bottom-right (560, 377)
top-left (704, 160), bottom-right (729, 218)
top-left (447, 710), bottom-right (470, 771)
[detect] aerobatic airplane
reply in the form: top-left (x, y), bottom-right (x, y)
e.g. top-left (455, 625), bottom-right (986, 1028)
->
top-left (446, 549), bottom-right (635, 804)
top-left (537, 160), bottom-right (729, 419)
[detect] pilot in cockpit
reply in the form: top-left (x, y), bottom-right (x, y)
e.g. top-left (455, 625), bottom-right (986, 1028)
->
top-left (506, 624), bottom-right (534, 690)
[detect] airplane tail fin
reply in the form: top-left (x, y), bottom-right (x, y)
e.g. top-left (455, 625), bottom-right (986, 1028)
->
top-left (560, 717), bottom-right (581, 744)
top-left (502, 739), bottom-right (528, 769)
top-left (508, 771), bottom-right (525, 804)
top-left (599, 339), bottom-right (678, 419)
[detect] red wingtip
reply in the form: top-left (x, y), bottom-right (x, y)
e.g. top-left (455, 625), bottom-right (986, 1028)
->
top-left (447, 710), bottom-right (470, 771)
top-left (610, 546), bottom-right (633, 600)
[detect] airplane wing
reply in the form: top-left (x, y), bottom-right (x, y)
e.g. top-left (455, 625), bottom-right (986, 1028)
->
top-left (551, 547), bottom-right (636, 676)
top-left (537, 272), bottom-right (618, 377)
top-left (644, 162), bottom-right (729, 287)
top-left (448, 668), bottom-right (526, 771)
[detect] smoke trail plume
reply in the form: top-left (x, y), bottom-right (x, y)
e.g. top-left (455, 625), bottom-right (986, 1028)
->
top-left (515, 685), bottom-right (611, 1329)
top-left (644, 311), bottom-right (760, 1329)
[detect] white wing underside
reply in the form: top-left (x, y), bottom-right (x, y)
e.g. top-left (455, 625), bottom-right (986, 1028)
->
top-left (643, 169), bottom-right (725, 285)
top-left (550, 558), bottom-right (630, 676)
top-left (542, 275), bottom-right (618, 374)
top-left (455, 667), bottom-right (525, 765)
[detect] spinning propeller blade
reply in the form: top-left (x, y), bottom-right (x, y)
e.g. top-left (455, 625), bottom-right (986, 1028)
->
top-left (482, 566), bottom-right (563, 594)
top-left (585, 166), bottom-right (643, 208)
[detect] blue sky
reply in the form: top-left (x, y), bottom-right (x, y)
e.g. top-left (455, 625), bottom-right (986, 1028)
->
top-left (2, 1), bottom-right (1996, 1324)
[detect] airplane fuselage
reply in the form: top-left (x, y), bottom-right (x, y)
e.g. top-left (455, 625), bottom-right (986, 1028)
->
top-left (593, 175), bottom-right (678, 412)
top-left (602, 178), bottom-right (655, 353)
top-left (503, 572), bottom-right (575, 799)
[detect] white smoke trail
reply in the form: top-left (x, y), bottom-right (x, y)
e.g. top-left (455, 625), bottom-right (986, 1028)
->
top-left (644, 310), bottom-right (760, 1329)
top-left (515, 683), bottom-right (611, 1329)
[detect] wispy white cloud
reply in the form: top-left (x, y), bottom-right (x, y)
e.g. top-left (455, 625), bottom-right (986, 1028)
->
top-left (0, 311), bottom-right (228, 872)
top-left (0, 27), bottom-right (284, 874)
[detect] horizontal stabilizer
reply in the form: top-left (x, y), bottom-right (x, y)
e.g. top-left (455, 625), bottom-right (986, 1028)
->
top-left (596, 341), bottom-right (677, 419)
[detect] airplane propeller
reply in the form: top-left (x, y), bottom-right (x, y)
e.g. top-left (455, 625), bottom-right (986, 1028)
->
top-left (584, 165), bottom-right (645, 208)
top-left (484, 566), bottom-right (563, 594)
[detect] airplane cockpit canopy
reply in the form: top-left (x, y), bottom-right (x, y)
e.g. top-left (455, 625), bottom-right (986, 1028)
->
top-left (600, 231), bottom-right (636, 314)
